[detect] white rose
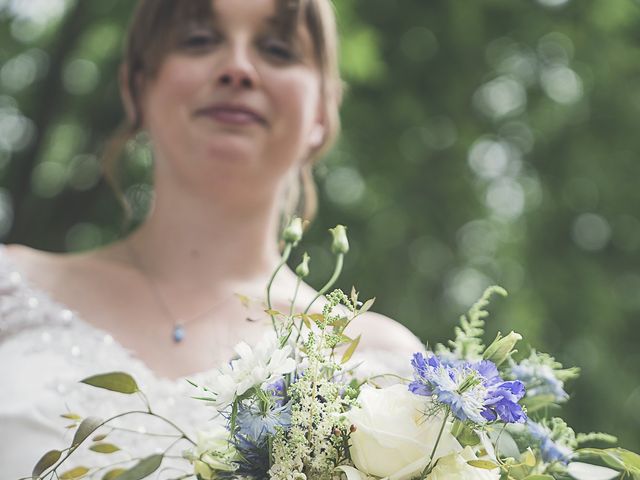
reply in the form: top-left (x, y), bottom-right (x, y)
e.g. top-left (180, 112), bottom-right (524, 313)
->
top-left (427, 447), bottom-right (500, 480)
top-left (187, 427), bottom-right (237, 479)
top-left (346, 384), bottom-right (462, 480)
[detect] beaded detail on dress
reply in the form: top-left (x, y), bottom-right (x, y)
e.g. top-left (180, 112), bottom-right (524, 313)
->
top-left (0, 245), bottom-right (222, 479)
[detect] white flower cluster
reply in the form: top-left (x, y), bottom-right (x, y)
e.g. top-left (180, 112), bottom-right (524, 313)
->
top-left (268, 331), bottom-right (351, 480)
top-left (207, 333), bottom-right (296, 408)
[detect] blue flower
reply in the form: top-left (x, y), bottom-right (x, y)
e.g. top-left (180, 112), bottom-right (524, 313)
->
top-left (409, 352), bottom-right (527, 425)
top-left (482, 380), bottom-right (527, 423)
top-left (409, 353), bottom-right (489, 424)
top-left (236, 400), bottom-right (292, 446)
top-left (264, 378), bottom-right (288, 406)
top-left (509, 351), bottom-right (574, 403)
top-left (527, 420), bottom-right (574, 464)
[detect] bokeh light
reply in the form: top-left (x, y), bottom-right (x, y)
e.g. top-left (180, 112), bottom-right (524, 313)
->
top-left (572, 213), bottom-right (611, 251)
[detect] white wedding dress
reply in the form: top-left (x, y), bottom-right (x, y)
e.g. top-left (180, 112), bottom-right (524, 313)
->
top-left (0, 244), bottom-right (413, 480)
top-left (0, 245), bottom-right (222, 480)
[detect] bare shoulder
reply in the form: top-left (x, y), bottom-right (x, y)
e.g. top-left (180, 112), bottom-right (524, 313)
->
top-left (345, 310), bottom-right (424, 354)
top-left (2, 243), bottom-right (109, 297)
top-left (3, 244), bottom-right (64, 281)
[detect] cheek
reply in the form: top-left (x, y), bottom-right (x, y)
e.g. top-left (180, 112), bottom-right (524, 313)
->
top-left (280, 74), bottom-right (320, 124)
top-left (144, 58), bottom-right (207, 129)
top-left (268, 71), bottom-right (321, 149)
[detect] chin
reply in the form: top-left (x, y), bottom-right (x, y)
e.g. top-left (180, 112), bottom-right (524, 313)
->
top-left (202, 139), bottom-right (260, 166)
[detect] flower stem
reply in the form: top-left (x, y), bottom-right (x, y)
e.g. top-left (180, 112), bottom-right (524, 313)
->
top-left (279, 276), bottom-right (302, 350)
top-left (295, 253), bottom-right (344, 344)
top-left (303, 253), bottom-right (344, 315)
top-left (38, 410), bottom-right (195, 479)
top-left (421, 408), bottom-right (450, 479)
top-left (288, 276), bottom-right (302, 319)
top-left (266, 243), bottom-right (293, 334)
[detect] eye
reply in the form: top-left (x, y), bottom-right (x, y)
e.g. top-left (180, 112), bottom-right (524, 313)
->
top-left (180, 30), bottom-right (220, 51)
top-left (262, 38), bottom-right (298, 62)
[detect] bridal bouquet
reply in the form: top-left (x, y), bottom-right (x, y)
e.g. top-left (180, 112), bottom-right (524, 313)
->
top-left (30, 219), bottom-right (639, 480)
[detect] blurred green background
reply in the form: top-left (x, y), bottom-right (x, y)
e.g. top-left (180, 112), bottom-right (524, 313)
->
top-left (1, 0), bottom-right (639, 450)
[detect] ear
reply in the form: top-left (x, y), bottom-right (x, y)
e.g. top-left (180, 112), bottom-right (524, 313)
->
top-left (308, 123), bottom-right (326, 149)
top-left (308, 100), bottom-right (327, 150)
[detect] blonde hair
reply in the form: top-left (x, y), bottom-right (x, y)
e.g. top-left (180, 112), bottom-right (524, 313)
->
top-left (102, 0), bottom-right (343, 225)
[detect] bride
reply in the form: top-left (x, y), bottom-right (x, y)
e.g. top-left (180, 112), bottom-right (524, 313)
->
top-left (0, 0), bottom-right (421, 477)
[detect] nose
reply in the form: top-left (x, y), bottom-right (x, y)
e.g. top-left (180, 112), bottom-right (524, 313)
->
top-left (218, 70), bottom-right (253, 89)
top-left (216, 44), bottom-right (258, 90)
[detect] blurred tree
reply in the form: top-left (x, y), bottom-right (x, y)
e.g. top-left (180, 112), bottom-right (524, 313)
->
top-left (0, 0), bottom-right (638, 450)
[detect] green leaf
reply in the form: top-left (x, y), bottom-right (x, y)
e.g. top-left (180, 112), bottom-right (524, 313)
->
top-left (331, 316), bottom-right (349, 329)
top-left (617, 449), bottom-right (640, 470)
top-left (522, 476), bottom-right (555, 480)
top-left (340, 333), bottom-right (354, 343)
top-left (521, 394), bottom-right (559, 413)
top-left (489, 427), bottom-right (521, 460)
top-left (89, 443), bottom-right (120, 454)
top-left (80, 372), bottom-right (139, 394)
top-left (92, 433), bottom-right (108, 442)
top-left (300, 314), bottom-right (312, 329)
top-left (359, 297), bottom-right (375, 314)
top-left (32, 449), bottom-right (62, 477)
top-left (456, 425), bottom-right (480, 447)
top-left (350, 286), bottom-right (358, 307)
top-left (103, 469), bottom-right (127, 480)
top-left (601, 453), bottom-right (626, 471)
top-left (468, 459), bottom-right (499, 469)
top-left (577, 449), bottom-right (626, 471)
top-left (341, 334), bottom-right (361, 364)
top-left (60, 466), bottom-right (90, 479)
top-left (235, 293), bottom-right (251, 308)
top-left (72, 417), bottom-right (103, 447)
top-left (115, 454), bottom-right (163, 480)
top-left (191, 395), bottom-right (217, 402)
top-left (308, 313), bottom-right (325, 323)
top-left (522, 448), bottom-right (537, 467)
top-left (60, 412), bottom-right (82, 421)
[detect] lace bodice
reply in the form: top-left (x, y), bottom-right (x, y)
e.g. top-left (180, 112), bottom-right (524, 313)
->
top-left (0, 245), bottom-right (222, 479)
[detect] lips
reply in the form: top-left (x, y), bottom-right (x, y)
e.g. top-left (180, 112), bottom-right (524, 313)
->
top-left (196, 102), bottom-right (267, 126)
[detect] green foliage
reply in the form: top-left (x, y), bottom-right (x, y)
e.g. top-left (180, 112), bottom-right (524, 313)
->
top-left (0, 0), bottom-right (638, 452)
top-left (436, 285), bottom-right (507, 360)
top-left (59, 466), bottom-right (90, 479)
top-left (80, 371), bottom-right (139, 394)
top-left (88, 443), bottom-right (120, 454)
top-left (71, 417), bottom-right (103, 447)
top-left (31, 450), bottom-right (62, 477)
top-left (115, 454), bottom-right (164, 480)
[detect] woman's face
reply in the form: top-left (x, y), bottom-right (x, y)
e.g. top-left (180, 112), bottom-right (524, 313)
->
top-left (139, 0), bottom-right (325, 200)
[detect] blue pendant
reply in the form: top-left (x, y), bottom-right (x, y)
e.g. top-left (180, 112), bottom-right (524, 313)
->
top-left (173, 324), bottom-right (185, 343)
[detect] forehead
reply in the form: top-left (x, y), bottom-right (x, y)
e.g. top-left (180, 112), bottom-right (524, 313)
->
top-left (212, 0), bottom-right (278, 24)
top-left (175, 0), bottom-right (302, 36)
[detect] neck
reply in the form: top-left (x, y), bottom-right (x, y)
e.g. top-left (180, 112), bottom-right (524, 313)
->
top-left (123, 180), bottom-right (284, 293)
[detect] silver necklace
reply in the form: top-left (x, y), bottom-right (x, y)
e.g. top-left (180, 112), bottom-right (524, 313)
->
top-left (124, 239), bottom-right (231, 343)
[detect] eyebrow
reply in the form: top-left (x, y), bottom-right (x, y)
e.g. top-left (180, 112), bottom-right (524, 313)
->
top-left (205, 15), bottom-right (285, 30)
top-left (200, 11), bottom-right (304, 46)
